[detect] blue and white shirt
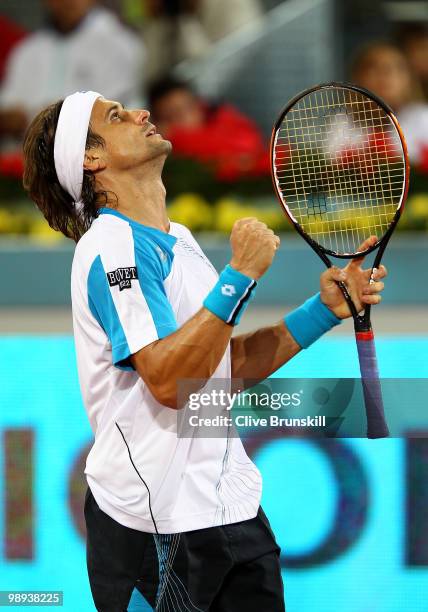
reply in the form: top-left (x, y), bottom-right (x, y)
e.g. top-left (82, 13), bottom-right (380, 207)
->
top-left (71, 208), bottom-right (262, 534)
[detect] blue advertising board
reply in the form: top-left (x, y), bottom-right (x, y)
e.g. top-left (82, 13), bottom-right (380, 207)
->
top-left (0, 337), bottom-right (427, 611)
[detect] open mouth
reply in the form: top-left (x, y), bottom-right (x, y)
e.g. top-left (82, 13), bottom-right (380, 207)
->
top-left (146, 125), bottom-right (157, 137)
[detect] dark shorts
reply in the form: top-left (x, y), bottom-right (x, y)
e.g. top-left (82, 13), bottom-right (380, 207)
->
top-left (85, 488), bottom-right (285, 611)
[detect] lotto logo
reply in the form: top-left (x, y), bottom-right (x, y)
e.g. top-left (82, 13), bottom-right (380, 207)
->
top-left (221, 284), bottom-right (236, 297)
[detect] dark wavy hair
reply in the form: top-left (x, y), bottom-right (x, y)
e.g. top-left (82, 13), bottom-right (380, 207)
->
top-left (23, 100), bottom-right (113, 242)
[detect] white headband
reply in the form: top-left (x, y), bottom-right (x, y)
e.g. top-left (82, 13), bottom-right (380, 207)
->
top-left (54, 91), bottom-right (102, 210)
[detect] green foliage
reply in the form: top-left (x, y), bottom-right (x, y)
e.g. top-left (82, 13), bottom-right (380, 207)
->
top-left (162, 157), bottom-right (273, 201)
top-left (0, 160), bottom-right (427, 239)
top-left (0, 177), bottom-right (26, 201)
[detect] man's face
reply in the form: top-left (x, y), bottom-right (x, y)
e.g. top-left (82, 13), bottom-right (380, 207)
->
top-left (354, 47), bottom-right (412, 110)
top-left (152, 89), bottom-right (204, 135)
top-left (45, 0), bottom-right (95, 31)
top-left (88, 98), bottom-right (172, 173)
top-left (405, 36), bottom-right (428, 79)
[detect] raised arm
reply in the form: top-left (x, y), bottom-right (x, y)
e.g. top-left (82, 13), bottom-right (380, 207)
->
top-left (231, 320), bottom-right (300, 383)
top-left (231, 250), bottom-right (387, 384)
top-left (131, 308), bottom-right (232, 408)
top-left (131, 218), bottom-right (280, 408)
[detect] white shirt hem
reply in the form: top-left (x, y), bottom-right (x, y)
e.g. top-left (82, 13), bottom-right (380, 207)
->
top-left (89, 483), bottom-right (260, 534)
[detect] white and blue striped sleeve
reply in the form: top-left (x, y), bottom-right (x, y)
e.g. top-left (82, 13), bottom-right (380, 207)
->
top-left (87, 239), bottom-right (177, 371)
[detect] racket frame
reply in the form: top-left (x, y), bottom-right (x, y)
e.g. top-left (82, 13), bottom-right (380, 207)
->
top-left (270, 82), bottom-right (410, 438)
top-left (270, 81), bottom-right (410, 333)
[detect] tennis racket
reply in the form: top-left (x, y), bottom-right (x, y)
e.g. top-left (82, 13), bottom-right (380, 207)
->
top-left (270, 82), bottom-right (409, 438)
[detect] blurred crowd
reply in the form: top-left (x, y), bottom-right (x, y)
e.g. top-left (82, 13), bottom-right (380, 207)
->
top-left (351, 25), bottom-right (428, 172)
top-left (1, 0), bottom-right (428, 198)
top-left (0, 0), bottom-right (267, 182)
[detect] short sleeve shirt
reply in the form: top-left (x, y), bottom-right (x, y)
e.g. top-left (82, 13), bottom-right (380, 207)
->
top-left (71, 208), bottom-right (262, 534)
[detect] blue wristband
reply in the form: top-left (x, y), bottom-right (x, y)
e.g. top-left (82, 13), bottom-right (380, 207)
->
top-left (204, 265), bottom-right (257, 326)
top-left (284, 293), bottom-right (342, 348)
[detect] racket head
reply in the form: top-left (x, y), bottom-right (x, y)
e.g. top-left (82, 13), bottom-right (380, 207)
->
top-left (270, 82), bottom-right (410, 258)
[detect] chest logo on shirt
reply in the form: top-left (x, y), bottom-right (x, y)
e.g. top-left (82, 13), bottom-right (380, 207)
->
top-left (156, 245), bottom-right (167, 263)
top-left (176, 237), bottom-right (217, 274)
top-left (106, 267), bottom-right (138, 291)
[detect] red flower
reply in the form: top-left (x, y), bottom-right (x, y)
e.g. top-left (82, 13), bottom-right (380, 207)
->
top-left (367, 130), bottom-right (400, 161)
top-left (418, 145), bottom-right (428, 174)
top-left (166, 104), bottom-right (270, 181)
top-left (0, 152), bottom-right (24, 179)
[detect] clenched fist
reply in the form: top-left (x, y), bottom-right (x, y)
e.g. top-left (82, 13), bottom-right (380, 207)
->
top-left (229, 217), bottom-right (280, 280)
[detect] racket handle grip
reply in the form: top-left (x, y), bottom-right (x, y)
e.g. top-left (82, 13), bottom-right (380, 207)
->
top-left (355, 331), bottom-right (389, 439)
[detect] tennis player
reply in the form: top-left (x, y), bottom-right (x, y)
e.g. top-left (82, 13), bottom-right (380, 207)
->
top-left (22, 92), bottom-right (386, 612)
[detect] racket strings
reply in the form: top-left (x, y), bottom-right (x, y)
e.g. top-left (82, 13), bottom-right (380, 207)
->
top-left (273, 86), bottom-right (405, 255)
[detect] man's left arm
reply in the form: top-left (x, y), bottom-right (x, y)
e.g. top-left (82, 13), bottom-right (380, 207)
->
top-left (231, 239), bottom-right (387, 382)
top-left (231, 318), bottom-right (301, 381)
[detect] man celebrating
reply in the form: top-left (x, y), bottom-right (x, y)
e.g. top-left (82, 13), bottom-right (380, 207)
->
top-left (23, 92), bottom-right (386, 611)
